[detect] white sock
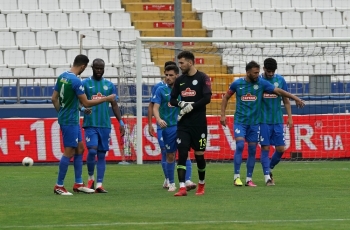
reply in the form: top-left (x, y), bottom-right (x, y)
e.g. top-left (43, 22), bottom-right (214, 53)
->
top-left (179, 182), bottom-right (185, 188)
top-left (88, 175), bottom-right (94, 180)
top-left (234, 174), bottom-right (240, 180)
top-left (185, 180), bottom-right (192, 184)
top-left (246, 177), bottom-right (252, 182)
top-left (199, 180), bottom-right (205, 184)
top-left (96, 182), bottom-right (102, 188)
top-left (264, 175), bottom-right (271, 182)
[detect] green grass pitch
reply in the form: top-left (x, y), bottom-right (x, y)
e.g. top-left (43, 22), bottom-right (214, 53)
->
top-left (1, 161), bottom-right (350, 229)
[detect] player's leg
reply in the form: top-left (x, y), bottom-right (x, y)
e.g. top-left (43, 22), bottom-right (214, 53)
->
top-left (84, 127), bottom-right (98, 189)
top-left (94, 128), bottom-right (111, 193)
top-left (174, 127), bottom-right (191, 196)
top-left (185, 153), bottom-right (196, 191)
top-left (54, 125), bottom-right (78, 195)
top-left (157, 128), bottom-right (168, 188)
top-left (259, 124), bottom-right (274, 186)
top-left (73, 127), bottom-right (94, 193)
top-left (245, 124), bottom-right (259, 187)
top-left (163, 126), bottom-right (177, 192)
top-left (269, 124), bottom-right (286, 183)
top-left (233, 123), bottom-right (247, 186)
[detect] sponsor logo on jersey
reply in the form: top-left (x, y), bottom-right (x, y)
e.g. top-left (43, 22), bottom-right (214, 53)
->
top-left (92, 92), bottom-right (106, 100)
top-left (181, 88), bottom-right (196, 97)
top-left (241, 93), bottom-right (257, 101)
top-left (263, 93), bottom-right (278, 98)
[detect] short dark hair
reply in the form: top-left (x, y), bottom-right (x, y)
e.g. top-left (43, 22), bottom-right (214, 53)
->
top-left (177, 51), bottom-right (195, 63)
top-left (73, 54), bottom-right (89, 67)
top-left (246, 61), bottom-right (260, 71)
top-left (92, 58), bottom-right (105, 66)
top-left (264, 58), bottom-right (277, 70)
top-left (164, 61), bottom-right (177, 68)
top-left (164, 64), bottom-right (179, 74)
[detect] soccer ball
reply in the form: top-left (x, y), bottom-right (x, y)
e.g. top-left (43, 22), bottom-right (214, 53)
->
top-left (22, 157), bottom-right (34, 167)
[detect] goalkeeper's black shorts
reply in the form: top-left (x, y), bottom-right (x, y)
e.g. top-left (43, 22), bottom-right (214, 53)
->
top-left (177, 125), bottom-right (207, 151)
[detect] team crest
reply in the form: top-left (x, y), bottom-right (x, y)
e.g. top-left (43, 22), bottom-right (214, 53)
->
top-left (253, 85), bottom-right (259, 90)
top-left (181, 88), bottom-right (196, 97)
top-left (192, 80), bottom-right (198, 85)
top-left (92, 92), bottom-right (106, 100)
top-left (241, 93), bottom-right (257, 101)
top-left (103, 85), bottom-right (108, 90)
top-left (274, 82), bottom-right (279, 87)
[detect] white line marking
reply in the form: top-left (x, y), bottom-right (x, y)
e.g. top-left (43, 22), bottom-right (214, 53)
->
top-left (1, 219), bottom-right (350, 229)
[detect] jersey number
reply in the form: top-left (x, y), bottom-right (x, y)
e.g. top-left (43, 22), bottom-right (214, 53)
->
top-left (199, 138), bottom-right (206, 150)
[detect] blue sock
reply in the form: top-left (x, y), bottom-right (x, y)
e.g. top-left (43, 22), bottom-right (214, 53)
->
top-left (56, 155), bottom-right (71, 186)
top-left (73, 154), bottom-right (83, 184)
top-left (185, 159), bottom-right (192, 181)
top-left (161, 148), bottom-right (167, 179)
top-left (246, 144), bottom-right (257, 177)
top-left (261, 149), bottom-right (270, 175)
top-left (234, 140), bottom-right (244, 174)
top-left (87, 149), bottom-right (97, 177)
top-left (270, 151), bottom-right (284, 169)
top-left (96, 151), bottom-right (106, 183)
top-left (167, 160), bottom-right (175, 183)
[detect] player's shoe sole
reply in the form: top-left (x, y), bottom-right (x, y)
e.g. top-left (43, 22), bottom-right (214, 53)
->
top-left (185, 182), bottom-right (197, 191)
top-left (168, 183), bottom-right (176, 192)
top-left (72, 183), bottom-right (95, 193)
top-left (266, 179), bottom-right (275, 186)
top-left (174, 188), bottom-right (187, 196)
top-left (95, 187), bottom-right (108, 193)
top-left (54, 185), bottom-right (73, 195)
top-left (245, 180), bottom-right (257, 187)
top-left (195, 183), bottom-right (205, 196)
top-left (234, 178), bottom-right (243, 186)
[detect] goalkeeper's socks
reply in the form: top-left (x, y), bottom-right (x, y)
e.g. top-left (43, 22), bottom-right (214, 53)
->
top-left (73, 154), bottom-right (83, 184)
top-left (234, 140), bottom-right (244, 174)
top-left (270, 151), bottom-right (284, 169)
top-left (96, 182), bottom-right (102, 188)
top-left (87, 148), bottom-right (97, 176)
top-left (264, 175), bottom-right (271, 183)
top-left (57, 155), bottom-right (70, 186)
top-left (179, 182), bottom-right (185, 188)
top-left (88, 175), bottom-right (94, 180)
top-left (199, 180), bottom-right (205, 184)
top-left (96, 152), bottom-right (106, 183)
top-left (185, 159), bottom-right (192, 181)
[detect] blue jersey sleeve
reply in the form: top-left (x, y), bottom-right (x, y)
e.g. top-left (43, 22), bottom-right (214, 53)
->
top-left (151, 86), bottom-right (163, 104)
top-left (72, 78), bottom-right (85, 96)
top-left (261, 78), bottom-right (275, 94)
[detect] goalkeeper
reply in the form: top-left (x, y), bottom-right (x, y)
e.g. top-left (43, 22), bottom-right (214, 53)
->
top-left (170, 51), bottom-right (212, 196)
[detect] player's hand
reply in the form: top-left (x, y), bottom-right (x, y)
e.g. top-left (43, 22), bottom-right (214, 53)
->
top-left (178, 101), bottom-right (194, 109)
top-left (156, 118), bottom-right (167, 128)
top-left (182, 103), bottom-right (193, 113)
top-left (287, 117), bottom-right (293, 128)
top-left (83, 107), bottom-right (92, 115)
top-left (106, 94), bottom-right (116, 102)
top-left (177, 109), bottom-right (186, 122)
top-left (148, 124), bottom-right (155, 137)
top-left (295, 99), bottom-right (305, 108)
top-left (220, 115), bottom-right (227, 127)
top-left (119, 124), bottom-right (125, 137)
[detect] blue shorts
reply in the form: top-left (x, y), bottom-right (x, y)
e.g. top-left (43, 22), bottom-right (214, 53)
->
top-left (162, 126), bottom-right (177, 153)
top-left (60, 125), bottom-right (82, 148)
top-left (157, 128), bottom-right (165, 149)
top-left (260, 123), bottom-right (285, 146)
top-left (233, 123), bottom-right (260, 143)
top-left (84, 127), bottom-right (111, 151)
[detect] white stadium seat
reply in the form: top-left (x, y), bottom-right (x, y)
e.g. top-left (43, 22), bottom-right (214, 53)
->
top-left (90, 13), bottom-right (113, 31)
top-left (232, 0), bottom-right (254, 12)
top-left (57, 31), bottom-right (79, 49)
top-left (111, 13), bottom-right (134, 30)
top-left (0, 32), bottom-right (18, 50)
top-left (0, 15), bottom-right (9, 32)
top-left (101, 0), bottom-right (124, 13)
top-left (79, 30), bottom-right (102, 49)
top-left (37, 31), bottom-right (60, 50)
top-left (69, 13), bottom-right (92, 31)
top-left (314, 64), bottom-right (334, 75)
top-left (334, 28), bottom-right (350, 37)
top-left (100, 30), bottom-right (120, 49)
top-left (60, 0), bottom-right (82, 13)
top-left (333, 0), bottom-right (350, 11)
top-left (46, 50), bottom-right (70, 68)
top-left (35, 68), bottom-right (55, 77)
top-left (212, 29), bottom-right (232, 38)
top-left (0, 0), bottom-right (20, 14)
top-left (313, 28), bottom-right (333, 37)
top-left (7, 14), bottom-right (30, 32)
top-left (303, 12), bottom-right (326, 29)
top-left (202, 12), bottom-right (225, 30)
top-left (252, 0), bottom-right (274, 12)
top-left (66, 49), bottom-right (87, 66)
top-left (192, 0), bottom-right (213, 13)
top-left (0, 52), bottom-right (6, 67)
top-left (232, 29), bottom-right (251, 38)
top-left (104, 67), bottom-right (119, 77)
top-left (222, 12), bottom-right (245, 30)
top-left (293, 28), bottom-right (312, 37)
top-left (273, 29), bottom-right (292, 37)
top-left (4, 50), bottom-right (28, 68)
top-left (263, 47), bottom-right (283, 56)
top-left (294, 64), bottom-right (314, 74)
top-left (80, 67), bottom-right (93, 77)
top-left (322, 11), bottom-right (345, 29)
top-left (282, 12), bottom-right (305, 29)
top-left (81, 0), bottom-right (104, 13)
top-left (88, 49), bottom-right (111, 66)
top-left (25, 50), bottom-right (48, 68)
top-left (312, 0), bottom-right (334, 11)
top-left (271, 0), bottom-right (295, 12)
top-left (109, 48), bottom-right (122, 67)
top-left (242, 12), bottom-right (265, 30)
top-left (16, 32), bottom-right (39, 50)
top-left (262, 12), bottom-right (285, 30)
top-left (27, 13), bottom-right (51, 31)
top-left (39, 0), bottom-right (62, 13)
top-left (18, 0), bottom-right (41, 13)
top-left (0, 68), bottom-right (13, 77)
top-left (291, 0), bottom-right (314, 12)
top-left (276, 64), bottom-right (294, 75)
top-left (252, 29), bottom-right (271, 37)
top-left (342, 11), bottom-right (350, 27)
top-left (120, 30), bottom-right (140, 42)
top-left (49, 13), bottom-right (72, 31)
top-left (213, 0), bottom-right (234, 12)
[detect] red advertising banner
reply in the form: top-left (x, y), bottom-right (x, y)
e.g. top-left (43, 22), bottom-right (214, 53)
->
top-left (0, 115), bottom-right (349, 163)
top-left (153, 22), bottom-right (184, 28)
top-left (143, 4), bottom-right (174, 11)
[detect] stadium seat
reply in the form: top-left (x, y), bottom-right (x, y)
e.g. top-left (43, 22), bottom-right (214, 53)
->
top-left (36, 31), bottom-right (60, 50)
top-left (192, 0), bottom-right (213, 13)
top-left (0, 15), bottom-right (9, 32)
top-left (232, 66), bottom-right (246, 74)
top-left (90, 13), bottom-right (113, 31)
top-left (282, 12), bottom-right (305, 29)
top-left (331, 82), bottom-right (344, 93)
top-left (49, 13), bottom-right (72, 31)
top-left (232, 29), bottom-right (251, 38)
top-left (60, 0), bottom-right (82, 13)
top-left (7, 14), bottom-right (30, 32)
top-left (111, 13), bottom-right (134, 30)
top-left (109, 48), bottom-right (122, 67)
top-left (273, 29), bottom-right (292, 37)
top-left (242, 12), bottom-right (265, 30)
top-left (14, 68), bottom-right (34, 77)
top-left (293, 28), bottom-right (312, 38)
top-left (213, 29), bottom-right (231, 38)
top-left (312, 0), bottom-right (335, 11)
top-left (314, 64), bottom-right (334, 75)
top-left (252, 0), bottom-right (274, 12)
top-left (55, 67), bottom-right (69, 76)
top-left (276, 64), bottom-right (294, 75)
top-left (303, 12), bottom-right (326, 29)
top-left (213, 0), bottom-right (234, 12)
top-left (2, 85), bottom-right (17, 97)
top-left (120, 30), bottom-right (140, 42)
top-left (16, 32), bottom-right (39, 50)
top-left (66, 49), bottom-right (87, 66)
top-left (4, 50), bottom-right (28, 68)
top-left (18, 0), bottom-right (41, 13)
top-left (202, 12), bottom-right (225, 30)
top-left (81, 0), bottom-right (104, 13)
top-left (46, 50), bottom-right (70, 68)
top-left (57, 31), bottom-right (79, 49)
top-left (324, 47), bottom-right (343, 55)
top-left (0, 52), bottom-right (6, 68)
top-left (101, 0), bottom-right (124, 13)
top-left (130, 48), bottom-right (154, 65)
top-left (252, 29), bottom-right (271, 38)
top-left (262, 47), bottom-right (283, 56)
top-left (104, 67), bottom-right (119, 78)
top-left (291, 0), bottom-right (315, 12)
top-left (294, 64), bottom-right (314, 74)
top-left (0, 32), bottom-right (18, 50)
top-left (100, 30), bottom-right (120, 49)
top-left (305, 56), bottom-right (326, 64)
top-left (303, 46), bottom-right (323, 55)
top-left (313, 28), bottom-right (333, 37)
top-left (343, 11), bottom-right (350, 27)
top-left (80, 67), bottom-right (93, 78)
top-left (28, 13), bottom-right (51, 31)
top-left (262, 12), bottom-right (285, 30)
top-left (222, 12), bottom-right (245, 30)
top-left (0, 0), bottom-right (20, 14)
top-left (322, 11), bottom-right (344, 29)
top-left (334, 28), bottom-right (350, 37)
top-left (333, 0), bottom-right (350, 11)
top-left (88, 49), bottom-right (112, 66)
top-left (78, 30), bottom-right (102, 49)
top-left (284, 56), bottom-right (304, 65)
top-left (271, 0), bottom-right (294, 12)
top-left (25, 50), bottom-right (48, 68)
top-left (335, 64), bottom-right (348, 74)
top-left (39, 0), bottom-right (62, 13)
top-left (283, 47), bottom-right (302, 56)
top-left (35, 68), bottom-right (55, 78)
top-left (142, 66), bottom-right (161, 76)
top-left (232, 0), bottom-right (254, 12)
top-left (222, 48), bottom-right (244, 66)
top-left (324, 55), bottom-right (347, 64)
top-left (69, 13), bottom-right (92, 31)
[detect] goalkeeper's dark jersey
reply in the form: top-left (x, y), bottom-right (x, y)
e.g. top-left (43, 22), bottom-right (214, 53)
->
top-left (171, 70), bottom-right (212, 127)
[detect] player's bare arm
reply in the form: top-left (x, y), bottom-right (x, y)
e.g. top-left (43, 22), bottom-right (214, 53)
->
top-left (220, 92), bottom-right (233, 127)
top-left (51, 91), bottom-right (60, 112)
top-left (153, 103), bottom-right (167, 128)
top-left (111, 100), bottom-right (125, 136)
top-left (147, 102), bottom-right (155, 136)
top-left (273, 88), bottom-right (305, 108)
top-left (282, 96), bottom-right (293, 128)
top-left (78, 93), bottom-right (116, 108)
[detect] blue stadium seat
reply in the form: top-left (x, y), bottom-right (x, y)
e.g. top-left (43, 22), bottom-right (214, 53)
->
top-left (0, 99), bottom-right (4, 104)
top-left (287, 83), bottom-right (303, 94)
top-left (142, 84), bottom-right (152, 96)
top-left (20, 86), bottom-right (42, 97)
top-left (42, 86), bottom-right (55, 97)
top-left (25, 100), bottom-right (48, 104)
top-left (303, 83), bottom-right (309, 94)
top-left (2, 86), bottom-right (17, 97)
top-left (344, 83), bottom-right (350, 93)
top-left (120, 105), bottom-right (136, 116)
top-left (331, 82), bottom-right (344, 93)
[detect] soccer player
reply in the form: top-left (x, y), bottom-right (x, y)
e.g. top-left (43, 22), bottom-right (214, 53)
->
top-left (220, 61), bottom-right (304, 187)
top-left (152, 65), bottom-right (180, 192)
top-left (148, 61), bottom-right (195, 190)
top-left (170, 51), bottom-right (212, 196)
top-left (51, 55), bottom-right (116, 195)
top-left (259, 58), bottom-right (292, 185)
top-left (81, 58), bottom-right (125, 193)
